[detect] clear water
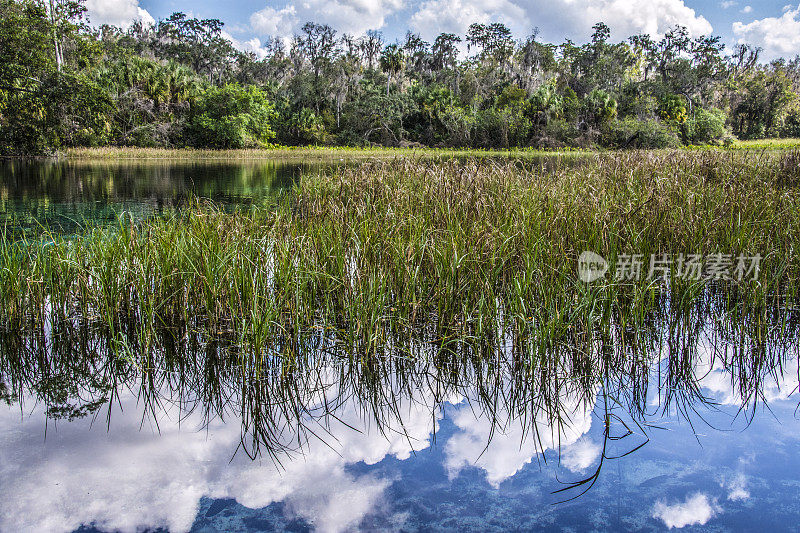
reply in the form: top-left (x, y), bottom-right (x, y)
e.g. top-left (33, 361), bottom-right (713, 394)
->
top-left (0, 159), bottom-right (324, 236)
top-left (2, 358), bottom-right (797, 533)
top-left (1, 159), bottom-right (799, 532)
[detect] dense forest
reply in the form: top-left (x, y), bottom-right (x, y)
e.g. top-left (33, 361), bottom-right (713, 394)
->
top-left (2, 0), bottom-right (799, 155)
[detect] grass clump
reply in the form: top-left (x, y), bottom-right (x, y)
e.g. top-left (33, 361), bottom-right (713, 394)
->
top-left (2, 149), bottom-right (800, 459)
top-left (1, 150), bottom-right (798, 353)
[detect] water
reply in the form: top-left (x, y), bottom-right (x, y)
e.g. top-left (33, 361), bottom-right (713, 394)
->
top-left (2, 352), bottom-right (798, 532)
top-left (0, 159), bottom-right (324, 236)
top-left (1, 158), bottom-right (799, 532)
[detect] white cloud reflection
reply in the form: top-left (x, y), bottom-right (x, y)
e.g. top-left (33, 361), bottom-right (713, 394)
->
top-left (0, 388), bottom-right (442, 533)
top-left (652, 492), bottom-right (720, 528)
top-left (444, 394), bottom-right (596, 487)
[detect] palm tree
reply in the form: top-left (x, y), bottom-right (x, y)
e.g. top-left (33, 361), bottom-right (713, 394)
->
top-left (380, 44), bottom-right (404, 95)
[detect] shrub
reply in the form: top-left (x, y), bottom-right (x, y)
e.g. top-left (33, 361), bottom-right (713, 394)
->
top-left (539, 119), bottom-right (579, 148)
top-left (583, 89), bottom-right (618, 127)
top-left (658, 94), bottom-right (688, 125)
top-left (439, 105), bottom-right (474, 147)
top-left (605, 117), bottom-right (681, 149)
top-left (684, 107), bottom-right (728, 145)
top-left (187, 84), bottom-right (276, 148)
top-left (781, 110), bottom-right (800, 138)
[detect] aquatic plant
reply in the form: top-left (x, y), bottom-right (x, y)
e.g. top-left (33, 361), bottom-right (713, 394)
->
top-left (1, 150), bottom-right (799, 466)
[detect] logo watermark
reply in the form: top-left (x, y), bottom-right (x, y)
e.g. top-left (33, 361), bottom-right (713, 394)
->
top-left (577, 251), bottom-right (609, 283)
top-left (577, 252), bottom-right (761, 283)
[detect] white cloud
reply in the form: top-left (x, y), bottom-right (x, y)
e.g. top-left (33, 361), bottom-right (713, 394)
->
top-left (250, 0), bottom-right (404, 38)
top-left (696, 341), bottom-right (800, 406)
top-left (733, 4), bottom-right (800, 60)
top-left (444, 393), bottom-right (596, 488)
top-left (250, 5), bottom-right (299, 37)
top-left (222, 31), bottom-right (272, 59)
top-left (409, 0), bottom-right (712, 44)
top-left (726, 473), bottom-right (750, 501)
top-left (652, 493), bottom-right (720, 529)
top-left (721, 1), bottom-right (737, 8)
top-left (410, 0), bottom-right (529, 44)
top-left (0, 384), bottom-right (443, 533)
top-left (560, 437), bottom-right (602, 473)
top-left (741, 5), bottom-right (753, 13)
top-left (85, 0), bottom-right (154, 28)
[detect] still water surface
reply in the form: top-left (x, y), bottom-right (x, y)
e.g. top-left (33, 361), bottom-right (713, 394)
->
top-left (1, 158), bottom-right (799, 532)
top-left (0, 159), bottom-right (321, 235)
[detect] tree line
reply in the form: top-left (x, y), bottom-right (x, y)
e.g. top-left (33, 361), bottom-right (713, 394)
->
top-left (1, 0), bottom-right (799, 155)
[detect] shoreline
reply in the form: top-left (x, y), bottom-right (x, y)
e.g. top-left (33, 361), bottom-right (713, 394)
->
top-left (55, 139), bottom-right (800, 160)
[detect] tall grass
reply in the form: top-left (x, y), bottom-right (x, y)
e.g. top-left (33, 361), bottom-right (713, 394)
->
top-left (1, 149), bottom-right (799, 459)
top-left (62, 145), bottom-right (583, 161)
top-left (2, 150), bottom-right (799, 349)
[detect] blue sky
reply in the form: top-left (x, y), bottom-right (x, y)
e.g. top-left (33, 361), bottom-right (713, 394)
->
top-left (86, 0), bottom-right (800, 60)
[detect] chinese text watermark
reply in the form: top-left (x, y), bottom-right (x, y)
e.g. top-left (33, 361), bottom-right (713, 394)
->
top-left (578, 252), bottom-right (761, 283)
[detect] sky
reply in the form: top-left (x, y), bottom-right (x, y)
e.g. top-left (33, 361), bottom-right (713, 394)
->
top-left (84, 0), bottom-right (800, 61)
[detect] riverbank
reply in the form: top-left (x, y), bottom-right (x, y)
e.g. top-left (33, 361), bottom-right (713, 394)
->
top-left (58, 139), bottom-right (800, 160)
top-left (62, 145), bottom-right (584, 161)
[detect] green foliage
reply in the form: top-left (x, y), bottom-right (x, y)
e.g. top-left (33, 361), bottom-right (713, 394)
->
top-left (496, 84), bottom-right (527, 109)
top-left (583, 89), bottom-right (618, 127)
top-left (0, 0), bottom-right (102, 154)
top-left (339, 73), bottom-right (411, 146)
top-left (4, 152), bottom-right (798, 361)
top-left (154, 12), bottom-right (233, 81)
top-left (731, 69), bottom-right (796, 139)
top-left (275, 102), bottom-right (328, 145)
top-left (658, 94), bottom-right (688, 125)
top-left (781, 110), bottom-right (800, 138)
top-left (1, 3), bottom-right (799, 154)
top-left (379, 44), bottom-right (405, 94)
top-left (605, 117), bottom-right (681, 148)
top-left (683, 107), bottom-right (729, 145)
top-left (90, 56), bottom-right (201, 146)
top-left (617, 84), bottom-right (657, 119)
top-left (187, 84), bottom-right (276, 148)
top-left (528, 83), bottom-right (564, 126)
top-left (438, 104), bottom-right (474, 147)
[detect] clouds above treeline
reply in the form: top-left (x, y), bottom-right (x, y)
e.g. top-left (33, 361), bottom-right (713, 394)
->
top-left (84, 0), bottom-right (800, 60)
top-left (247, 0), bottom-right (715, 42)
top-left (733, 4), bottom-right (800, 60)
top-left (84, 0), bottom-right (154, 28)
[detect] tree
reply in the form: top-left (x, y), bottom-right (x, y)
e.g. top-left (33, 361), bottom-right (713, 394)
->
top-left (583, 89), bottom-right (617, 128)
top-left (432, 33), bottom-right (461, 73)
top-left (188, 84), bottom-right (277, 148)
top-left (360, 30), bottom-right (383, 70)
top-left (402, 32), bottom-right (430, 79)
top-left (466, 23), bottom-right (514, 66)
top-left (300, 22), bottom-right (337, 80)
top-left (0, 0), bottom-right (103, 154)
top-left (4, 8), bottom-right (800, 153)
top-left (155, 13), bottom-right (233, 83)
top-left (731, 68), bottom-right (796, 138)
top-left (380, 44), bottom-right (404, 95)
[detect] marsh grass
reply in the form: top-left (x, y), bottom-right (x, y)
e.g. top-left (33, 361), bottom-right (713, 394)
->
top-left (61, 141), bottom-right (800, 161)
top-left (730, 138), bottom-right (800, 151)
top-left (1, 150), bottom-right (800, 462)
top-left (2, 150), bottom-right (799, 355)
top-left (63, 145), bottom-right (588, 161)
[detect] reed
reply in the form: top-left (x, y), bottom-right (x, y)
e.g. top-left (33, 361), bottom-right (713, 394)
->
top-left (2, 150), bottom-right (798, 351)
top-left (4, 149), bottom-right (800, 501)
